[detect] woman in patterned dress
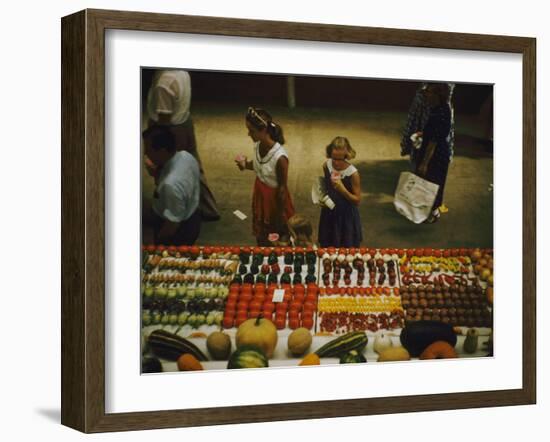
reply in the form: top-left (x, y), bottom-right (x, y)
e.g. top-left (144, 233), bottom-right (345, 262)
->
top-left (415, 83), bottom-right (453, 223)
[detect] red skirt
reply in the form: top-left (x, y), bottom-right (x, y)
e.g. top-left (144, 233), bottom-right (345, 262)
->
top-left (252, 177), bottom-right (295, 238)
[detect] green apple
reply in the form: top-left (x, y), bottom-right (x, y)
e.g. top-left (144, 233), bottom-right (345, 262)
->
top-left (177, 312), bottom-right (190, 326)
top-left (169, 313), bottom-right (178, 325)
top-left (142, 311), bottom-right (152, 326)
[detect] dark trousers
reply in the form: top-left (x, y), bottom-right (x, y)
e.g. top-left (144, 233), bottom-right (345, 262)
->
top-left (152, 209), bottom-right (201, 246)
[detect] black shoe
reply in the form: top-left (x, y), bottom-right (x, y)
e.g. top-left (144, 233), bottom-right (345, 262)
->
top-left (201, 212), bottom-right (221, 222)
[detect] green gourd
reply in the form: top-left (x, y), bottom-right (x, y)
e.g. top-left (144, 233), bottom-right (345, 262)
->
top-left (463, 328), bottom-right (479, 354)
top-left (315, 331), bottom-right (368, 358)
top-left (340, 350), bottom-right (367, 364)
top-left (227, 346), bottom-right (269, 369)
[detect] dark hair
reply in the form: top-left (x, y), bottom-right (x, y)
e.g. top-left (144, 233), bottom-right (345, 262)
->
top-left (325, 136), bottom-right (355, 159)
top-left (142, 125), bottom-right (176, 152)
top-left (246, 107), bottom-right (285, 144)
top-left (425, 83), bottom-right (451, 105)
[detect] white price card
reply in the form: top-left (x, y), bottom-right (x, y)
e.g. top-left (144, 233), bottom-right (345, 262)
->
top-left (272, 289), bottom-right (285, 303)
top-left (233, 210), bottom-right (247, 220)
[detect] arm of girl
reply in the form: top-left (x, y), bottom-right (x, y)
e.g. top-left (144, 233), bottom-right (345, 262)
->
top-left (333, 172), bottom-right (361, 206)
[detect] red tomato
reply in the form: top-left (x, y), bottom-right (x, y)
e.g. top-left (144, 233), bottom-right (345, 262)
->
top-left (262, 311), bottom-right (273, 321)
top-left (289, 301), bottom-right (302, 312)
top-left (237, 301), bottom-right (249, 311)
top-left (305, 293), bottom-right (317, 303)
top-left (451, 248), bottom-right (460, 257)
top-left (263, 301), bottom-right (275, 312)
top-left (275, 302), bottom-right (288, 313)
top-left (317, 248), bottom-right (326, 257)
top-left (275, 317), bottom-right (286, 330)
top-left (443, 249), bottom-right (451, 258)
top-left (235, 316), bottom-right (248, 327)
top-left (433, 249), bottom-right (442, 258)
top-left (393, 287), bottom-right (400, 296)
top-left (249, 300), bottom-right (262, 311)
top-left (301, 317), bottom-right (314, 330)
top-left (288, 317), bottom-right (300, 330)
top-left (262, 247), bottom-right (272, 256)
top-left (202, 246), bottom-right (212, 256)
top-left (222, 317), bottom-right (234, 329)
top-left (231, 246), bottom-right (241, 255)
top-left (415, 248), bottom-right (424, 257)
top-left (227, 293), bottom-right (238, 303)
top-left (253, 294), bottom-right (266, 304)
top-left (288, 310), bottom-right (300, 320)
top-left (224, 308), bottom-right (236, 318)
top-left (239, 292), bottom-right (252, 302)
top-left (248, 310), bottom-right (261, 318)
top-left (406, 249), bottom-right (415, 257)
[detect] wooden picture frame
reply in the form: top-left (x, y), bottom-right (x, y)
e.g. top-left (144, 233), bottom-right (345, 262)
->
top-left (61, 9), bottom-right (536, 433)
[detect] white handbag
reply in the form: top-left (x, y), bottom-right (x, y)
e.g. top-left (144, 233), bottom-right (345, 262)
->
top-left (393, 171), bottom-right (439, 224)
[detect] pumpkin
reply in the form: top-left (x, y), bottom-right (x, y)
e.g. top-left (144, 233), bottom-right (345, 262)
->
top-left (376, 346), bottom-right (411, 362)
top-left (419, 341), bottom-right (458, 360)
top-left (373, 332), bottom-right (393, 354)
top-left (236, 316), bottom-right (278, 358)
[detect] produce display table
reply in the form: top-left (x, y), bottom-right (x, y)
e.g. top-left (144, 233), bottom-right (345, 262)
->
top-left (141, 246), bottom-right (493, 372)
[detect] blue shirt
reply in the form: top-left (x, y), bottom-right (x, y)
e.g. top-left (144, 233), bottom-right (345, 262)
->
top-left (153, 151), bottom-right (200, 222)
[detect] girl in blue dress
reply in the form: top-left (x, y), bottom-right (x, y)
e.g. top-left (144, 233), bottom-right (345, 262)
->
top-left (318, 137), bottom-right (362, 247)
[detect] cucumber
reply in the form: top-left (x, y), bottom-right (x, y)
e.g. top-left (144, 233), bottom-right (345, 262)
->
top-left (315, 331), bottom-right (368, 358)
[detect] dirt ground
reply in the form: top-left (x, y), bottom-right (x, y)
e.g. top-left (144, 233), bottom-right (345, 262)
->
top-left (142, 104), bottom-right (493, 249)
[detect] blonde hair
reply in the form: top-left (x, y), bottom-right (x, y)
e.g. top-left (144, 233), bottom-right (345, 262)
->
top-left (325, 136), bottom-right (356, 160)
top-left (288, 214), bottom-right (314, 247)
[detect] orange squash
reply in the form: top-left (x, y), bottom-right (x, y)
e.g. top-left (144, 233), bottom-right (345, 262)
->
top-left (419, 341), bottom-right (458, 360)
top-left (177, 353), bottom-right (204, 371)
top-left (299, 353), bottom-right (321, 366)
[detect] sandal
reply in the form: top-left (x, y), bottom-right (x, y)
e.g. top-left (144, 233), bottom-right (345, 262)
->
top-left (424, 209), bottom-right (441, 224)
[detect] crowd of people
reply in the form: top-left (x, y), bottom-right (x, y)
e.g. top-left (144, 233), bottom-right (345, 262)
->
top-left (143, 69), bottom-right (455, 247)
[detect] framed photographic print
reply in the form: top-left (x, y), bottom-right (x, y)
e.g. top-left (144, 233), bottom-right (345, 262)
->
top-left (61, 9), bottom-right (536, 433)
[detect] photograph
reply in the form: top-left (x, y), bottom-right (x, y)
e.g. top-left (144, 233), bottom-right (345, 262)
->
top-left (140, 68), bottom-right (494, 373)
